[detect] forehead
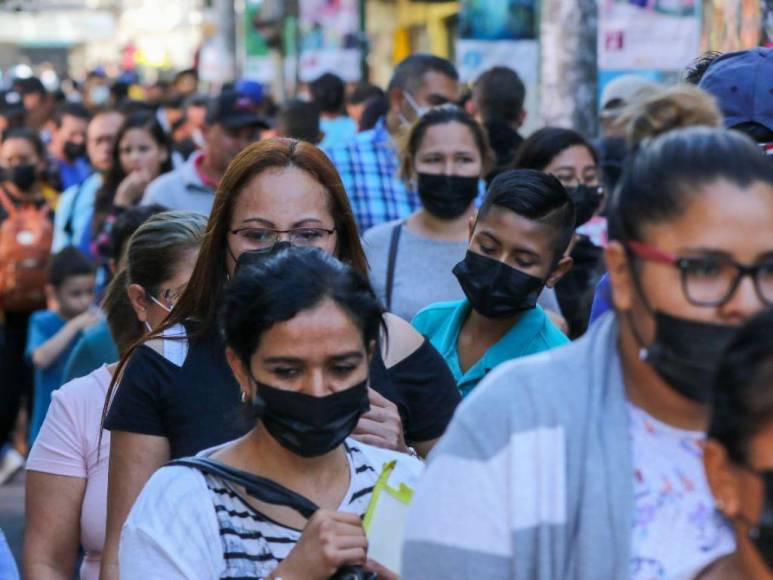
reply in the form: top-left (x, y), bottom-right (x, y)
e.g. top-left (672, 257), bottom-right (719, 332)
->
top-left (475, 205), bottom-right (558, 251)
top-left (62, 114), bottom-right (88, 129)
top-left (120, 127), bottom-right (154, 146)
top-left (89, 113), bottom-right (123, 137)
top-left (545, 145), bottom-right (596, 172)
top-left (58, 273), bottom-right (95, 291)
top-left (642, 179), bottom-right (773, 262)
top-left (417, 121), bottom-right (478, 153)
top-left (232, 165), bottom-right (332, 223)
top-left (414, 71), bottom-right (460, 101)
top-left (255, 299), bottom-right (365, 357)
top-left (1, 137), bottom-right (36, 157)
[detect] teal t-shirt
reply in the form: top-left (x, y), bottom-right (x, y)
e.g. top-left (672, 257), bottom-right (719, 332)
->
top-left (412, 299), bottom-right (569, 397)
top-left (25, 310), bottom-right (82, 445)
top-left (62, 319), bottom-right (119, 383)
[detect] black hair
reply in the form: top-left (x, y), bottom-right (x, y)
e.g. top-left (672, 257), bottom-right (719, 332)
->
top-left (473, 67), bottom-right (526, 123)
top-left (52, 102), bottom-right (91, 128)
top-left (108, 203), bottom-right (169, 263)
top-left (513, 127), bottom-right (598, 172)
top-left (14, 77), bottom-right (46, 97)
top-left (49, 246), bottom-right (95, 288)
top-left (347, 82), bottom-right (384, 106)
top-left (387, 54), bottom-right (459, 94)
top-left (708, 308), bottom-right (773, 465)
top-left (222, 248), bottom-right (385, 366)
top-left (309, 73), bottom-right (346, 114)
top-left (477, 169), bottom-right (576, 258)
top-left (358, 96), bottom-right (389, 132)
top-left (683, 51), bottom-right (723, 85)
top-left (93, 112), bottom-right (174, 237)
top-left (399, 106), bottom-right (494, 181)
top-left (1, 126), bottom-right (46, 159)
top-left (277, 99), bottom-right (321, 144)
top-left (608, 126), bottom-right (773, 243)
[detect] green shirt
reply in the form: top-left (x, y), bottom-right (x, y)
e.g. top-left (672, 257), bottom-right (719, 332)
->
top-left (412, 300), bottom-right (569, 397)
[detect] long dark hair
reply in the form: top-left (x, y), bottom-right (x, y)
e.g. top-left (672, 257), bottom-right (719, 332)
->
top-left (92, 112), bottom-right (173, 237)
top-left (608, 127), bottom-right (773, 243)
top-left (223, 248), bottom-right (384, 366)
top-left (708, 308), bottom-right (773, 465)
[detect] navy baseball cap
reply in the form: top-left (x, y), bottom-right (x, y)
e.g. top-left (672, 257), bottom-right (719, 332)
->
top-left (206, 91), bottom-right (270, 129)
top-left (699, 47), bottom-right (773, 132)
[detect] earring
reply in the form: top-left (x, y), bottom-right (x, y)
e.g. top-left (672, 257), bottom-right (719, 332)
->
top-left (715, 498), bottom-right (726, 513)
top-left (240, 391), bottom-right (247, 404)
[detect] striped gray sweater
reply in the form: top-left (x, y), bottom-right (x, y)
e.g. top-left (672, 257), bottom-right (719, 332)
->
top-left (401, 314), bottom-right (634, 579)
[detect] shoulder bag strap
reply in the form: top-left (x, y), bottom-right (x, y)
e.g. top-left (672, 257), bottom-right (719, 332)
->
top-left (63, 180), bottom-right (87, 239)
top-left (168, 457), bottom-right (320, 520)
top-left (0, 187), bottom-right (16, 217)
top-left (384, 222), bottom-right (404, 312)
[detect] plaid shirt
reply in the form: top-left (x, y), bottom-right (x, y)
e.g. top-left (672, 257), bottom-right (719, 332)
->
top-left (324, 118), bottom-right (420, 232)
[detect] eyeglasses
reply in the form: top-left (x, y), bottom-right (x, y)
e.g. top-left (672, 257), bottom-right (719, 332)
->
top-left (229, 227), bottom-right (336, 250)
top-left (627, 241), bottom-right (773, 307)
top-left (148, 284), bottom-right (186, 311)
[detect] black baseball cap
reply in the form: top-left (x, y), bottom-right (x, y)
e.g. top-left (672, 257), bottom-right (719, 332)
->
top-left (206, 91), bottom-right (270, 129)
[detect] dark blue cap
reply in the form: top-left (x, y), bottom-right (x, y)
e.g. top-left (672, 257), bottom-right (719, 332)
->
top-left (699, 47), bottom-right (773, 132)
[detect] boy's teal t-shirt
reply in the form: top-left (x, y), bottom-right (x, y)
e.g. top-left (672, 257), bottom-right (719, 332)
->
top-left (412, 299), bottom-right (569, 398)
top-left (25, 310), bottom-right (82, 445)
top-left (62, 319), bottom-right (119, 383)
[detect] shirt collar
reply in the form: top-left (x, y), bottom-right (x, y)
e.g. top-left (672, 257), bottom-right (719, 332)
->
top-left (193, 151), bottom-right (218, 189)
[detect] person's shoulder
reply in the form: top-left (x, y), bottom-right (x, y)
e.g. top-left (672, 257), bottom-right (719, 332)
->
top-left (412, 300), bottom-right (462, 334)
top-left (29, 309), bottom-right (62, 328)
top-left (127, 463), bottom-right (211, 525)
top-left (382, 313), bottom-right (424, 368)
top-left (145, 167), bottom-right (183, 193)
top-left (362, 219), bottom-right (402, 245)
top-left (55, 364), bottom-right (112, 403)
top-left (532, 307), bottom-right (571, 348)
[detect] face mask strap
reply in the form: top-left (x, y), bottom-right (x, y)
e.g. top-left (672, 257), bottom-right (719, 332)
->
top-left (622, 243), bottom-right (660, 358)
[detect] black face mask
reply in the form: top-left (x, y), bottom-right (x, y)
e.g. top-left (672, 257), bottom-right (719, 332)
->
top-left (638, 311), bottom-right (737, 403)
top-left (8, 164), bottom-right (37, 191)
top-left (417, 173), bottom-right (478, 220)
top-left (453, 250), bottom-right (545, 318)
top-left (63, 141), bottom-right (86, 162)
top-left (251, 377), bottom-right (370, 457)
top-left (232, 241), bottom-right (292, 276)
top-left (747, 471), bottom-right (773, 571)
top-left (567, 185), bottom-right (603, 227)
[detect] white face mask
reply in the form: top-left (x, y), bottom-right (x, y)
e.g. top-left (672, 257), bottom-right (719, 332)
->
top-left (401, 91), bottom-right (430, 125)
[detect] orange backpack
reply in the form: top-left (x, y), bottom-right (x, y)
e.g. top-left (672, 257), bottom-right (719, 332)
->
top-left (0, 187), bottom-right (53, 312)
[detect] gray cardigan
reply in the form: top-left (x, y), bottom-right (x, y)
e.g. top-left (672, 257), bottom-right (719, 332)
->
top-left (401, 313), bottom-right (633, 579)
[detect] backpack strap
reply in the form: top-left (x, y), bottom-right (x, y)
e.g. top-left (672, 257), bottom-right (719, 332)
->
top-left (384, 222), bottom-right (404, 312)
top-left (63, 180), bottom-right (86, 239)
top-left (168, 457), bottom-right (320, 520)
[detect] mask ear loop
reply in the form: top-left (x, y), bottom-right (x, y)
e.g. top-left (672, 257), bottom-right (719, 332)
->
top-left (622, 244), bottom-right (658, 361)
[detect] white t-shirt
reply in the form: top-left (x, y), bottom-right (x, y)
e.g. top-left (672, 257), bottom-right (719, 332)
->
top-left (120, 439), bottom-right (423, 579)
top-left (628, 402), bottom-right (735, 579)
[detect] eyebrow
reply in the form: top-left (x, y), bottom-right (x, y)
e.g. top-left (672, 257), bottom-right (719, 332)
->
top-left (425, 93), bottom-right (451, 104)
top-left (262, 351), bottom-right (365, 365)
top-left (240, 217), bottom-right (326, 228)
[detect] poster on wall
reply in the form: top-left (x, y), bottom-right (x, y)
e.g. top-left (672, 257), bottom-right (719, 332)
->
top-left (299, 0), bottom-right (361, 83)
top-left (598, 0), bottom-right (700, 71)
top-left (242, 0), bottom-right (276, 83)
top-left (456, 0), bottom-right (540, 131)
top-left (701, 0), bottom-right (770, 51)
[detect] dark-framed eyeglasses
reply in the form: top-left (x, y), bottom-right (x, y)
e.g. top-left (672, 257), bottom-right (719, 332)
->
top-left (627, 241), bottom-right (773, 307)
top-left (229, 226), bottom-right (336, 250)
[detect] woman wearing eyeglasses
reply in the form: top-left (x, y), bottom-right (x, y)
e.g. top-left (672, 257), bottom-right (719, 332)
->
top-left (514, 127), bottom-right (606, 337)
top-left (402, 127), bottom-right (773, 580)
top-left (100, 138), bottom-right (460, 579)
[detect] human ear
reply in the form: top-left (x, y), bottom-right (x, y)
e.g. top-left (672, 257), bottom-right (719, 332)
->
top-left (226, 347), bottom-right (252, 396)
top-left (126, 283), bottom-right (149, 323)
top-left (546, 256), bottom-right (573, 288)
top-left (606, 241), bottom-right (635, 312)
top-left (703, 439), bottom-right (742, 518)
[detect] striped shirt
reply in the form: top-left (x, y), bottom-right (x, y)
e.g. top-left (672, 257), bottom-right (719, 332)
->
top-left (120, 439), bottom-right (423, 579)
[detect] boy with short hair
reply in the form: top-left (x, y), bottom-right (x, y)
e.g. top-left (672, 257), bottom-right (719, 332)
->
top-left (26, 246), bottom-right (99, 444)
top-left (412, 169), bottom-right (575, 397)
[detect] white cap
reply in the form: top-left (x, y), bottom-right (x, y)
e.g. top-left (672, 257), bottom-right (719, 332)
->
top-left (600, 75), bottom-right (659, 116)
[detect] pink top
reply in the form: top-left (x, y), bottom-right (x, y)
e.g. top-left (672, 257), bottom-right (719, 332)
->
top-left (26, 365), bottom-right (112, 580)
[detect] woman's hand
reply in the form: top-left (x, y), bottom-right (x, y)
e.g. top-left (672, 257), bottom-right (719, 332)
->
top-left (113, 168), bottom-right (153, 208)
top-left (270, 510), bottom-right (368, 580)
top-left (365, 558), bottom-right (399, 579)
top-left (351, 388), bottom-right (407, 453)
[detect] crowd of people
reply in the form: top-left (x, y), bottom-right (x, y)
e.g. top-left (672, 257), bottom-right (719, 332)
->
top-left (0, 45), bottom-right (770, 580)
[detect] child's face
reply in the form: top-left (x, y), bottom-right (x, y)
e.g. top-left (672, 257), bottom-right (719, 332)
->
top-left (469, 206), bottom-right (559, 281)
top-left (55, 274), bottom-right (96, 319)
